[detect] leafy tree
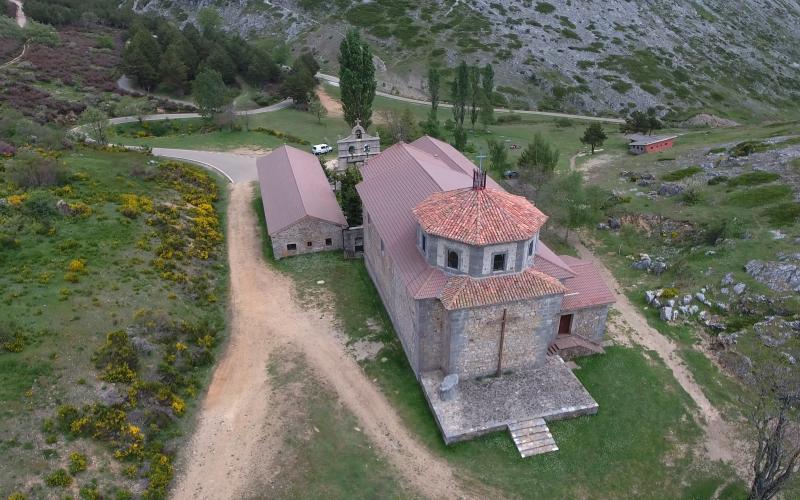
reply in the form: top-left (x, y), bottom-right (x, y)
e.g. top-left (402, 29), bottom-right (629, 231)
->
top-left (79, 107), bottom-right (109, 144)
top-left (337, 166), bottom-right (363, 225)
top-left (468, 65), bottom-right (481, 130)
top-left (123, 28), bottom-right (160, 90)
top-left (281, 57), bottom-right (317, 107)
top-left (197, 7), bottom-right (222, 37)
top-left (580, 123), bottom-right (608, 154)
top-left (296, 52), bottom-right (321, 78)
top-left (537, 171), bottom-right (595, 241)
top-left (428, 66), bottom-right (441, 116)
top-left (479, 93), bottom-right (494, 130)
top-left (481, 64), bottom-right (495, 126)
top-left (487, 139), bottom-right (508, 172)
top-left (623, 107), bottom-right (662, 135)
top-left (159, 44), bottom-right (189, 94)
top-left (308, 95), bottom-right (328, 124)
top-left (247, 48), bottom-right (280, 86)
top-left (192, 69), bottom-right (230, 119)
top-left (518, 133), bottom-right (559, 181)
top-left (452, 126), bottom-right (467, 151)
top-left (377, 109), bottom-right (419, 145)
top-left (339, 29), bottom-right (376, 128)
top-left (204, 45), bottom-right (237, 84)
top-left (745, 361), bottom-right (800, 500)
top-left (451, 61), bottom-right (469, 129)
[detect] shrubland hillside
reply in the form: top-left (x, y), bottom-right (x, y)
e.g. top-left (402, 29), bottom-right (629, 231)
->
top-left (134, 0), bottom-right (800, 120)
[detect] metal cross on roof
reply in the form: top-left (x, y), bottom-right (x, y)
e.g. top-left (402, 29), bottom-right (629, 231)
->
top-left (475, 150), bottom-right (487, 173)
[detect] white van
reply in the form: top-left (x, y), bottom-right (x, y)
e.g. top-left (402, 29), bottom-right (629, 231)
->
top-left (311, 144), bottom-right (333, 155)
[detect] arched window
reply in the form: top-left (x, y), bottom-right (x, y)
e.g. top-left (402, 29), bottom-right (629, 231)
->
top-left (447, 250), bottom-right (459, 270)
top-left (348, 145), bottom-right (355, 155)
top-left (356, 129), bottom-right (363, 139)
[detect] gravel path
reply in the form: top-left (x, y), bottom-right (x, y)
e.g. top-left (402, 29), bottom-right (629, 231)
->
top-left (172, 183), bottom-right (480, 499)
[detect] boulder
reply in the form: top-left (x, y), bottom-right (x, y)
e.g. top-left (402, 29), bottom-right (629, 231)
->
top-left (716, 302), bottom-right (729, 311)
top-left (682, 294), bottom-right (693, 305)
top-left (783, 352), bottom-right (797, 365)
top-left (652, 298), bottom-right (662, 309)
top-left (720, 287), bottom-right (729, 295)
top-left (721, 273), bottom-right (734, 286)
top-left (695, 292), bottom-right (706, 303)
top-left (632, 254), bottom-right (652, 270)
top-left (716, 332), bottom-right (740, 348)
top-left (733, 283), bottom-right (747, 295)
top-left (56, 199), bottom-right (73, 216)
top-left (651, 260), bottom-right (667, 275)
top-left (666, 299), bottom-right (676, 308)
top-left (745, 259), bottom-right (800, 292)
top-left (689, 305), bottom-right (700, 315)
top-left (755, 317), bottom-right (798, 348)
top-left (660, 307), bottom-right (678, 322)
top-left (608, 217), bottom-right (622, 230)
top-left (678, 305), bottom-right (690, 315)
top-left (597, 222), bottom-right (610, 230)
top-left (645, 290), bottom-right (657, 304)
top-left (658, 183), bottom-right (684, 196)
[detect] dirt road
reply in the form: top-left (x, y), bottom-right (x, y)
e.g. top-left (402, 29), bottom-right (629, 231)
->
top-left (172, 183), bottom-right (476, 499)
top-left (569, 235), bottom-right (749, 478)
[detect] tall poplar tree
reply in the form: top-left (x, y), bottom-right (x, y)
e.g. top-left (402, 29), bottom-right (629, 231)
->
top-left (339, 29), bottom-right (377, 129)
top-left (428, 66), bottom-right (440, 117)
top-left (468, 65), bottom-right (481, 129)
top-left (451, 61), bottom-right (469, 129)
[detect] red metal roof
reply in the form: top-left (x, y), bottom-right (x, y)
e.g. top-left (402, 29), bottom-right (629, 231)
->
top-left (256, 146), bottom-right (347, 235)
top-left (413, 187), bottom-right (548, 245)
top-left (560, 257), bottom-right (616, 311)
top-left (534, 242), bottom-right (576, 279)
top-left (440, 268), bottom-right (566, 310)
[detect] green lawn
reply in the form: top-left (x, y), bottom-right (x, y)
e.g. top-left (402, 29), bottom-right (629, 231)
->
top-left (0, 148), bottom-right (229, 498)
top-left (251, 194), bottom-right (744, 498)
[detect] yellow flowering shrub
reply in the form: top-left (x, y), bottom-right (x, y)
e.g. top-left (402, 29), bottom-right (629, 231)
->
top-left (7, 194), bottom-right (27, 206)
top-left (171, 395), bottom-right (186, 416)
top-left (67, 259), bottom-right (86, 273)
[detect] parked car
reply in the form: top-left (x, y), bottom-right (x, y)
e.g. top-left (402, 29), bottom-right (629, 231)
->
top-left (503, 170), bottom-right (520, 179)
top-left (312, 144), bottom-right (333, 155)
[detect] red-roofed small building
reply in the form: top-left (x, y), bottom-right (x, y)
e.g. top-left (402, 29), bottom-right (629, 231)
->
top-left (357, 136), bottom-right (616, 451)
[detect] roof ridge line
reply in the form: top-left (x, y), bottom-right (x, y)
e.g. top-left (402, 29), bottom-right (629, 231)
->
top-left (284, 146), bottom-right (311, 218)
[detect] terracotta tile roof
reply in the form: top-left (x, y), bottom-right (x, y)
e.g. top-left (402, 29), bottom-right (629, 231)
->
top-left (560, 258), bottom-right (616, 311)
top-left (533, 242), bottom-right (576, 279)
top-left (257, 146), bottom-right (347, 235)
top-left (413, 187), bottom-right (548, 245)
top-left (440, 268), bottom-right (567, 310)
top-left (356, 142), bottom-right (477, 298)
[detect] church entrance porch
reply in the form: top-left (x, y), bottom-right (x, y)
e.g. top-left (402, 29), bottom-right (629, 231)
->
top-left (419, 356), bottom-right (598, 445)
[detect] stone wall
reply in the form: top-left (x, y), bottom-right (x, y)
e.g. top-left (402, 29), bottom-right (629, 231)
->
top-left (271, 216), bottom-right (344, 260)
top-left (569, 305), bottom-right (610, 342)
top-left (343, 226), bottom-right (364, 258)
top-left (444, 294), bottom-right (563, 379)
top-left (363, 209), bottom-right (421, 375)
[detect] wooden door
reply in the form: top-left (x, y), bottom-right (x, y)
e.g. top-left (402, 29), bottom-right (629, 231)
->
top-left (558, 314), bottom-right (573, 335)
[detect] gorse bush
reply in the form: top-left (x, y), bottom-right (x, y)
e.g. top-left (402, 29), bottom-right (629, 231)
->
top-left (5, 151), bottom-right (68, 188)
top-left (662, 166), bottom-right (702, 181)
top-left (68, 452), bottom-right (88, 474)
top-left (44, 468), bottom-right (72, 487)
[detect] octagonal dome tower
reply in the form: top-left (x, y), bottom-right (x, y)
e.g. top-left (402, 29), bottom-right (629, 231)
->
top-left (412, 171), bottom-right (548, 277)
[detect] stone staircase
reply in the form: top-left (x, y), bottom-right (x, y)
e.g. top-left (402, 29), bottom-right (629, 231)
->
top-left (508, 418), bottom-right (558, 458)
top-left (547, 334), bottom-right (605, 360)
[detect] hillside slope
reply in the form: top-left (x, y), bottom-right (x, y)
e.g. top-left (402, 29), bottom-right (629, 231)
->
top-left (135, 0), bottom-right (800, 120)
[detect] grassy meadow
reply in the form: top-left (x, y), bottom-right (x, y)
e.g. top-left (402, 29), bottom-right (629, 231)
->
top-left (0, 148), bottom-right (229, 498)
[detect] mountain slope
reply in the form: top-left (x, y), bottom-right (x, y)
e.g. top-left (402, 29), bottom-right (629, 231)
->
top-left (135, 0), bottom-right (800, 120)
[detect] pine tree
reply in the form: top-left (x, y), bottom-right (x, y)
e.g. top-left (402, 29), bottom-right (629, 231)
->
top-left (339, 29), bottom-right (376, 128)
top-left (518, 133), bottom-right (560, 182)
top-left (159, 44), bottom-right (189, 94)
top-left (580, 123), bottom-right (608, 154)
top-left (204, 45), bottom-right (236, 84)
top-left (123, 29), bottom-right (160, 90)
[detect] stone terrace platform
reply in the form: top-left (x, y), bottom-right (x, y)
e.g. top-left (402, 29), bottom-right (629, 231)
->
top-left (420, 357), bottom-right (598, 444)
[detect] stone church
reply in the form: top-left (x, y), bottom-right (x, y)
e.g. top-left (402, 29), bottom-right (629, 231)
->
top-left (356, 136), bottom-right (615, 456)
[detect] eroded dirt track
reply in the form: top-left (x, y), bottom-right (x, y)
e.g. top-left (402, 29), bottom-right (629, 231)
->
top-left (172, 183), bottom-right (479, 499)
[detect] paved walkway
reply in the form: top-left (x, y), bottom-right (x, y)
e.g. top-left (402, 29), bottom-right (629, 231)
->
top-left (151, 148), bottom-right (258, 183)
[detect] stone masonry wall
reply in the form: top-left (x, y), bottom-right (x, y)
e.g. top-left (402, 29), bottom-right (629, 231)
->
top-left (363, 210), bottom-right (421, 375)
top-left (569, 305), bottom-right (610, 342)
top-left (271, 216), bottom-right (344, 260)
top-left (444, 294), bottom-right (563, 379)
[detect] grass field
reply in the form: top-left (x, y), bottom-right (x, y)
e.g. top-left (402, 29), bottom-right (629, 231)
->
top-left (0, 148), bottom-right (229, 498)
top-left (252, 194), bottom-right (746, 498)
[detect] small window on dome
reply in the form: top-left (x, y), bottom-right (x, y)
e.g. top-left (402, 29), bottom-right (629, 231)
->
top-left (493, 253), bottom-right (506, 272)
top-left (447, 250), bottom-right (460, 270)
top-left (421, 234), bottom-right (427, 252)
top-left (356, 129), bottom-right (362, 139)
top-left (528, 241), bottom-right (534, 256)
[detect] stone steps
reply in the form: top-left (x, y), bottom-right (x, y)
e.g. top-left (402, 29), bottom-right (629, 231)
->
top-left (508, 418), bottom-right (558, 458)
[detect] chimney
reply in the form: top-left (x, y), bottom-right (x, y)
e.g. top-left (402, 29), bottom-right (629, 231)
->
top-left (472, 169), bottom-right (487, 190)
